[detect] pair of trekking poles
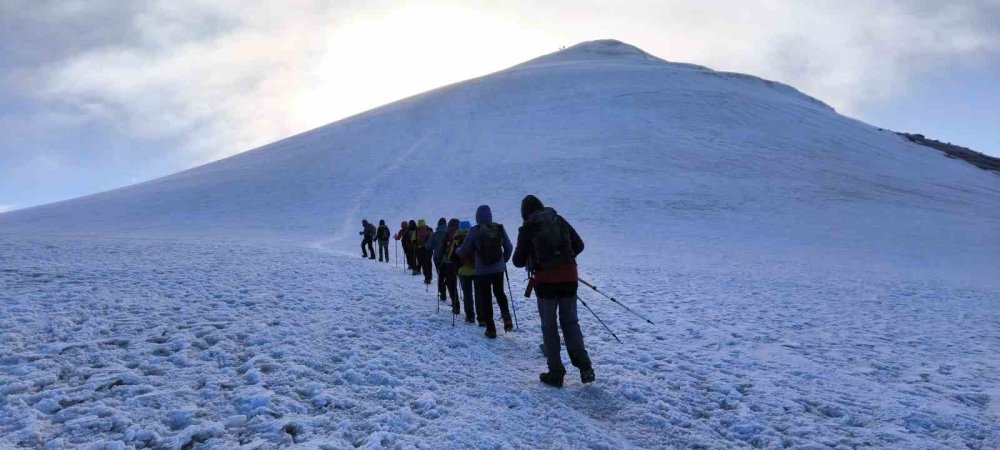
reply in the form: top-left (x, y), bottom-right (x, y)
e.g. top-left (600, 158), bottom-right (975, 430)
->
top-left (524, 273), bottom-right (653, 344)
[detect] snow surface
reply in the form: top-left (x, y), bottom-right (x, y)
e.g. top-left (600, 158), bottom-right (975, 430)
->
top-left (1, 40), bottom-right (998, 449)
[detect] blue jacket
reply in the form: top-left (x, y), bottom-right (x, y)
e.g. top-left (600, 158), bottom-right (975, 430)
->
top-left (457, 205), bottom-right (512, 275)
top-left (425, 224), bottom-right (448, 265)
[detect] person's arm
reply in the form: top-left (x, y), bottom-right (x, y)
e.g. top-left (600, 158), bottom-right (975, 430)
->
top-left (502, 225), bottom-right (514, 263)
top-left (456, 227), bottom-right (475, 257)
top-left (512, 225), bottom-right (530, 268)
top-left (562, 217), bottom-right (584, 257)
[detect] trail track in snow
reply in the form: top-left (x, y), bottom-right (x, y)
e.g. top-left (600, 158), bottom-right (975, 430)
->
top-left (2, 236), bottom-right (997, 449)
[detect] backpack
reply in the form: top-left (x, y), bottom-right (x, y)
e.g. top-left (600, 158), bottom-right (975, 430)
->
top-left (444, 229), bottom-right (465, 262)
top-left (416, 226), bottom-right (432, 246)
top-left (377, 225), bottom-right (390, 240)
top-left (478, 223), bottom-right (504, 265)
top-left (530, 213), bottom-right (574, 270)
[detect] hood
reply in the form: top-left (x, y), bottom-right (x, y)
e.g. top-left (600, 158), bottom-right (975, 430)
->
top-left (417, 219), bottom-right (426, 227)
top-left (408, 220), bottom-right (417, 230)
top-left (379, 219), bottom-right (385, 226)
top-left (436, 224), bottom-right (447, 232)
top-left (447, 218), bottom-right (460, 230)
top-left (521, 195), bottom-right (544, 220)
top-left (475, 205), bottom-right (492, 225)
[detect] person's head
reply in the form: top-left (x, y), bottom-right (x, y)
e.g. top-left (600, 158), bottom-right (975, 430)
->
top-left (448, 218), bottom-right (459, 230)
top-left (408, 220), bottom-right (417, 229)
top-left (521, 194), bottom-right (544, 220)
top-left (437, 217), bottom-right (446, 227)
top-left (400, 221), bottom-right (407, 228)
top-left (362, 219), bottom-right (368, 225)
top-left (379, 219), bottom-right (385, 226)
top-left (459, 220), bottom-right (471, 230)
top-left (475, 205), bottom-right (492, 225)
top-left (417, 219), bottom-right (426, 227)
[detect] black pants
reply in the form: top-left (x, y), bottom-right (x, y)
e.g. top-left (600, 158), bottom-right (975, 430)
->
top-left (538, 295), bottom-right (592, 375)
top-left (459, 275), bottom-right (475, 322)
top-left (402, 244), bottom-right (414, 269)
top-left (439, 263), bottom-right (459, 310)
top-left (416, 248), bottom-right (433, 282)
top-left (377, 240), bottom-right (389, 261)
top-left (361, 237), bottom-right (374, 258)
top-left (474, 272), bottom-right (511, 333)
top-left (436, 261), bottom-right (447, 300)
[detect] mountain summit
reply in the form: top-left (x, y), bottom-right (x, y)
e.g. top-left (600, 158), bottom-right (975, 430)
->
top-left (0, 40), bottom-right (997, 277)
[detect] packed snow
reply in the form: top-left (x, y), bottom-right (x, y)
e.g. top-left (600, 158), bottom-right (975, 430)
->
top-left (1, 40), bottom-right (998, 449)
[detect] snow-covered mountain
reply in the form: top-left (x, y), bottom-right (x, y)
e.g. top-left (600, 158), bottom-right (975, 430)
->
top-left (1, 40), bottom-right (997, 449)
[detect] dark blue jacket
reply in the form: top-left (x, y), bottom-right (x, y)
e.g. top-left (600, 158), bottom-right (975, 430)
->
top-left (457, 205), bottom-right (512, 275)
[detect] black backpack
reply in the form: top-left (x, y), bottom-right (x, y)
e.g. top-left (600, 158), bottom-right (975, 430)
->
top-left (478, 223), bottom-right (504, 265)
top-left (530, 214), bottom-right (574, 269)
top-left (377, 225), bottom-right (390, 240)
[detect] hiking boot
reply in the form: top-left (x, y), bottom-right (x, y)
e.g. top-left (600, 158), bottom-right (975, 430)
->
top-left (580, 367), bottom-right (595, 384)
top-left (439, 294), bottom-right (446, 302)
top-left (503, 319), bottom-right (513, 333)
top-left (369, 256), bottom-right (375, 260)
top-left (539, 372), bottom-right (564, 388)
top-left (484, 328), bottom-right (497, 339)
top-left (478, 322), bottom-right (486, 328)
top-left (424, 279), bottom-right (432, 285)
top-left (465, 317), bottom-right (475, 324)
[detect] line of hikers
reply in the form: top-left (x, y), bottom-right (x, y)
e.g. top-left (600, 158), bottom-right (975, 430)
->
top-left (357, 195), bottom-right (595, 387)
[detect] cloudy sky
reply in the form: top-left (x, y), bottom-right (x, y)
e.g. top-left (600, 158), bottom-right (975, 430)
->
top-left (1, 0), bottom-right (998, 212)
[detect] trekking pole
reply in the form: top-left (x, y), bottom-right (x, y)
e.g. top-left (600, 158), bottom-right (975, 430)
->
top-left (395, 240), bottom-right (398, 268)
top-left (578, 278), bottom-right (655, 325)
top-left (503, 266), bottom-right (519, 330)
top-left (577, 295), bottom-right (621, 343)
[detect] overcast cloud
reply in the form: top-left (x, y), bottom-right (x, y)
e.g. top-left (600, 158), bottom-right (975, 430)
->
top-left (1, 0), bottom-right (998, 209)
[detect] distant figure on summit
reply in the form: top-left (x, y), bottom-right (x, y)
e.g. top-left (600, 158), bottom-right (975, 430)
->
top-left (359, 220), bottom-right (376, 259)
top-left (376, 219), bottom-right (391, 262)
top-left (457, 205), bottom-right (514, 339)
top-left (513, 195), bottom-right (594, 387)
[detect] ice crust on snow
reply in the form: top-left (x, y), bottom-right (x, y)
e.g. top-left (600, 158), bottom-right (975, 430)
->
top-left (1, 41), bottom-right (998, 448)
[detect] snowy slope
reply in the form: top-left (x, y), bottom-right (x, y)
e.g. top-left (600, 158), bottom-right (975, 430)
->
top-left (1, 40), bottom-right (998, 449)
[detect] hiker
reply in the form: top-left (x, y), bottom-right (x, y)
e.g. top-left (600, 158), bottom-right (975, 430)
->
top-left (513, 195), bottom-right (594, 387)
top-left (359, 220), bottom-right (376, 259)
top-left (395, 221), bottom-right (412, 269)
top-left (376, 219), bottom-right (391, 262)
top-left (453, 220), bottom-right (477, 323)
top-left (413, 219), bottom-right (434, 284)
top-left (405, 220), bottom-right (418, 271)
top-left (457, 205), bottom-right (513, 338)
top-left (433, 218), bottom-right (461, 312)
top-left (425, 218), bottom-right (449, 301)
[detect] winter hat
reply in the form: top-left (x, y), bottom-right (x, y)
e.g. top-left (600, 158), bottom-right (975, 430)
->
top-left (400, 221), bottom-right (407, 228)
top-left (362, 219), bottom-right (368, 225)
top-left (408, 220), bottom-right (417, 229)
top-left (438, 217), bottom-right (447, 226)
top-left (521, 195), bottom-right (544, 220)
top-left (448, 218), bottom-right (459, 229)
top-left (379, 219), bottom-right (385, 226)
top-left (459, 220), bottom-right (471, 230)
top-left (475, 205), bottom-right (492, 225)
top-left (417, 219), bottom-right (426, 227)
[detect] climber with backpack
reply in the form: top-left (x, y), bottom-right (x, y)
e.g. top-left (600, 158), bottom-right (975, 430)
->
top-left (414, 219), bottom-right (435, 284)
top-left (395, 221), bottom-right (412, 269)
top-left (513, 194), bottom-right (594, 388)
top-left (359, 220), bottom-right (376, 259)
top-left (406, 220), bottom-right (418, 273)
top-left (457, 205), bottom-right (514, 338)
top-left (375, 220), bottom-right (391, 262)
top-left (425, 218), bottom-right (450, 300)
top-left (453, 221), bottom-right (477, 323)
top-left (434, 218), bottom-right (462, 312)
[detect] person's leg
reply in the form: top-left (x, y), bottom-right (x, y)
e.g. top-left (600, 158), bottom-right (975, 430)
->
top-left (361, 239), bottom-right (367, 257)
top-left (558, 296), bottom-right (592, 371)
top-left (422, 251), bottom-right (433, 283)
top-left (460, 275), bottom-right (475, 322)
top-left (437, 263), bottom-right (446, 300)
top-left (491, 273), bottom-right (512, 322)
top-left (475, 275), bottom-right (495, 335)
top-left (445, 265), bottom-right (459, 313)
top-left (366, 240), bottom-right (375, 259)
top-left (537, 297), bottom-right (565, 376)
